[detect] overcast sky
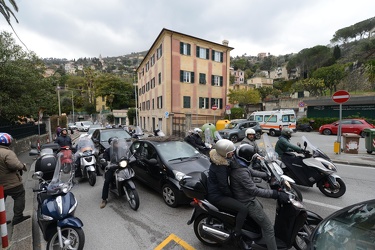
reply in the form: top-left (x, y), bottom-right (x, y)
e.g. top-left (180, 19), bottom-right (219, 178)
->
top-left (0, 0), bottom-right (374, 60)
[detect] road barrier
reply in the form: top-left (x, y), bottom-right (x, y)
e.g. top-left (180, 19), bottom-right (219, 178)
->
top-left (0, 186), bottom-right (8, 248)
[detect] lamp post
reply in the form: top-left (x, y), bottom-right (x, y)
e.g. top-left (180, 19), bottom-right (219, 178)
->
top-left (71, 90), bottom-right (75, 123)
top-left (133, 83), bottom-right (139, 126)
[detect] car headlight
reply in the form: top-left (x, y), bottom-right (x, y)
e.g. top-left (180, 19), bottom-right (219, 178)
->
top-left (173, 170), bottom-right (186, 181)
top-left (119, 160), bottom-right (128, 168)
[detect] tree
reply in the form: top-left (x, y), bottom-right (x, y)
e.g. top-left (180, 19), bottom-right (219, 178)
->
top-left (312, 64), bottom-right (347, 95)
top-left (365, 59), bottom-right (375, 88)
top-left (0, 0), bottom-right (18, 25)
top-left (227, 88), bottom-right (260, 106)
top-left (333, 45), bottom-right (341, 60)
top-left (290, 78), bottom-right (325, 97)
top-left (127, 108), bottom-right (136, 125)
top-left (256, 86), bottom-right (281, 101)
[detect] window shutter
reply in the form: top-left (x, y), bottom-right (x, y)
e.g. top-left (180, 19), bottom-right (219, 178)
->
top-left (211, 76), bottom-right (215, 86)
top-left (220, 76), bottom-right (223, 86)
top-left (187, 44), bottom-right (191, 55)
top-left (205, 98), bottom-right (209, 108)
top-left (206, 49), bottom-right (209, 59)
top-left (220, 52), bottom-right (223, 62)
top-left (211, 98), bottom-right (215, 107)
top-left (212, 50), bottom-right (215, 60)
top-left (180, 42), bottom-right (183, 54)
top-left (180, 70), bottom-right (183, 82)
top-left (196, 46), bottom-right (200, 57)
top-left (191, 72), bottom-right (195, 83)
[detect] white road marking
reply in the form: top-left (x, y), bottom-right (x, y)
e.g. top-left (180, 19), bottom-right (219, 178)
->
top-left (303, 199), bottom-right (343, 210)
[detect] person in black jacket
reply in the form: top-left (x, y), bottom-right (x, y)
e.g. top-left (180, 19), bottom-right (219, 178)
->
top-left (206, 139), bottom-right (248, 244)
top-left (184, 128), bottom-right (206, 150)
top-left (230, 144), bottom-right (289, 250)
top-left (54, 128), bottom-right (72, 148)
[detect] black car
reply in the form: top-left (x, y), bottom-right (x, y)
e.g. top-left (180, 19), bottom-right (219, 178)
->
top-left (129, 136), bottom-right (210, 207)
top-left (91, 128), bottom-right (132, 155)
top-left (308, 199), bottom-right (375, 249)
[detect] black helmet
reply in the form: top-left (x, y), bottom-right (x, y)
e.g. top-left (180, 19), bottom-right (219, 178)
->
top-left (235, 144), bottom-right (256, 163)
top-left (108, 137), bottom-right (118, 145)
top-left (281, 127), bottom-right (293, 139)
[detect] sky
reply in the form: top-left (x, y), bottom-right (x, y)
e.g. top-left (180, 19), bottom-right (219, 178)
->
top-left (0, 0), bottom-right (374, 60)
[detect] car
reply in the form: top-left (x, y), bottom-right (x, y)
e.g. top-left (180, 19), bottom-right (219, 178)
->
top-left (128, 136), bottom-right (210, 207)
top-left (79, 126), bottom-right (105, 139)
top-left (217, 119), bottom-right (262, 143)
top-left (91, 128), bottom-right (132, 155)
top-left (308, 199), bottom-right (375, 249)
top-left (319, 119), bottom-right (375, 137)
top-left (75, 121), bottom-right (93, 132)
top-left (68, 123), bottom-right (77, 130)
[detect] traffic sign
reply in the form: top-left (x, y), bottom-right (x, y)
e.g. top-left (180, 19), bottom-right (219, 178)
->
top-left (298, 102), bottom-right (305, 107)
top-left (212, 105), bottom-right (218, 110)
top-left (332, 90), bottom-right (350, 104)
top-left (225, 105), bottom-right (230, 110)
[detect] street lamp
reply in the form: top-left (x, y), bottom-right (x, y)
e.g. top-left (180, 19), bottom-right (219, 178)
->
top-left (57, 85), bottom-right (61, 116)
top-left (133, 83), bottom-right (139, 126)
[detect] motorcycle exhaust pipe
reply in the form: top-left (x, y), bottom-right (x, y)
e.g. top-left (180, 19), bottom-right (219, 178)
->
top-left (201, 224), bottom-right (231, 242)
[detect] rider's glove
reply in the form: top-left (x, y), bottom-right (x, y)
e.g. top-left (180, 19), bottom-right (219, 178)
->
top-left (277, 191), bottom-right (290, 204)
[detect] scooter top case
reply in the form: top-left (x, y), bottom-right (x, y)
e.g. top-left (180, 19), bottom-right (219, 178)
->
top-left (35, 148), bottom-right (57, 181)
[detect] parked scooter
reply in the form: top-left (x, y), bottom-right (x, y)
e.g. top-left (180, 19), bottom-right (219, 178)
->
top-left (75, 136), bottom-right (98, 186)
top-left (100, 138), bottom-right (140, 211)
top-left (296, 120), bottom-right (315, 132)
top-left (32, 151), bottom-right (85, 250)
top-left (280, 136), bottom-right (346, 198)
top-left (179, 170), bottom-right (321, 250)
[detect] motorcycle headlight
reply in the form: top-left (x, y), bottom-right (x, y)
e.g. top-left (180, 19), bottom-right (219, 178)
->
top-left (319, 158), bottom-right (337, 171)
top-left (173, 170), bottom-right (186, 181)
top-left (119, 160), bottom-right (128, 168)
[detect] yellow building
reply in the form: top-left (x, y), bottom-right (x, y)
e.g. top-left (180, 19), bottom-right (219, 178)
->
top-left (136, 28), bottom-right (233, 135)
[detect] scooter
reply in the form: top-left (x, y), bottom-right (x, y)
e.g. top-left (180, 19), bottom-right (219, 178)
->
top-left (296, 120), bottom-right (314, 132)
top-left (280, 136), bottom-right (346, 198)
top-left (179, 171), bottom-right (321, 250)
top-left (74, 137), bottom-right (98, 186)
top-left (32, 151), bottom-right (85, 250)
top-left (100, 138), bottom-right (140, 211)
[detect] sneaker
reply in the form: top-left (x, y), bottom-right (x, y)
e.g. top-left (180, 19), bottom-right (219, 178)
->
top-left (12, 215), bottom-right (31, 226)
top-left (100, 200), bottom-right (107, 209)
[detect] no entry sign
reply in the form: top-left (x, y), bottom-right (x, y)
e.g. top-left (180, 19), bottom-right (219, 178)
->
top-left (332, 90), bottom-right (350, 104)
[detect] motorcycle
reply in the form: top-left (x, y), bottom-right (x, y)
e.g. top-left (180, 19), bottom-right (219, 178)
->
top-left (296, 120), bottom-right (315, 132)
top-left (280, 136), bottom-right (346, 198)
top-left (100, 138), bottom-right (140, 211)
top-left (32, 150), bottom-right (85, 250)
top-left (74, 137), bottom-right (98, 186)
top-left (179, 170), bottom-right (321, 250)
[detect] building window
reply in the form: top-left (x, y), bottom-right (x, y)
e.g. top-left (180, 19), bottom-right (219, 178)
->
top-left (150, 54), bottom-right (155, 66)
top-left (211, 75), bottom-right (223, 86)
top-left (196, 46), bottom-right (209, 59)
top-left (183, 96), bottom-right (191, 108)
top-left (180, 70), bottom-right (195, 83)
top-left (199, 73), bottom-right (206, 84)
top-left (157, 96), bottom-right (163, 109)
top-left (152, 98), bottom-right (154, 109)
top-left (199, 97), bottom-right (209, 109)
top-left (146, 61), bottom-right (149, 72)
top-left (157, 44), bottom-right (162, 59)
top-left (210, 98), bottom-right (223, 109)
top-left (151, 78), bottom-right (155, 89)
top-left (158, 72), bottom-right (162, 84)
top-left (212, 50), bottom-right (223, 62)
top-left (138, 88), bottom-right (142, 96)
top-left (146, 100), bottom-right (150, 110)
top-left (180, 42), bottom-right (191, 55)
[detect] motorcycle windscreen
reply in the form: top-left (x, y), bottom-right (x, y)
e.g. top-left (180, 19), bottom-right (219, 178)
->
top-left (76, 136), bottom-right (96, 156)
top-left (110, 138), bottom-right (130, 163)
top-left (47, 153), bottom-right (74, 195)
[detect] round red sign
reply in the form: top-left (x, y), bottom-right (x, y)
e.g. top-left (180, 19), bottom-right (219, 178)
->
top-left (211, 105), bottom-right (218, 110)
top-left (332, 90), bottom-right (350, 104)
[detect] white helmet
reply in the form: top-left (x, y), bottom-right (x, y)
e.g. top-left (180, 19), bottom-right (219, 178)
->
top-left (215, 139), bottom-right (235, 158)
top-left (193, 128), bottom-right (202, 134)
top-left (245, 128), bottom-right (256, 136)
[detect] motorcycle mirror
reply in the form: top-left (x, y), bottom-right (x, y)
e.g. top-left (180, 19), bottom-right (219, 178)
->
top-left (304, 141), bottom-right (307, 148)
top-left (297, 142), bottom-right (301, 147)
top-left (32, 171), bottom-right (44, 180)
top-left (148, 158), bottom-right (158, 165)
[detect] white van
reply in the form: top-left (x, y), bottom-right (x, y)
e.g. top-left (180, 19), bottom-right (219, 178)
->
top-left (247, 109), bottom-right (296, 136)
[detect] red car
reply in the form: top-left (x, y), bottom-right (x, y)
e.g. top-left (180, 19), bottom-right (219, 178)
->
top-left (319, 119), bottom-right (375, 137)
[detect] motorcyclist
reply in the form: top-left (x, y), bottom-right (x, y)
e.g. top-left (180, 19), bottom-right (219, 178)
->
top-left (241, 128), bottom-right (263, 169)
top-left (100, 137), bottom-right (118, 208)
top-left (184, 128), bottom-right (208, 153)
top-left (54, 128), bottom-right (72, 148)
top-left (275, 127), bottom-right (304, 157)
top-left (230, 144), bottom-right (290, 250)
top-left (206, 139), bottom-right (248, 246)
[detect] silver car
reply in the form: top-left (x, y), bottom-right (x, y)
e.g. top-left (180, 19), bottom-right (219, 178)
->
top-left (218, 120), bottom-right (262, 143)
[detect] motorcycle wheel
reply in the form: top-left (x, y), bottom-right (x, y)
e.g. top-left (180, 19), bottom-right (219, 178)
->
top-left (47, 227), bottom-right (85, 250)
top-left (294, 223), bottom-right (318, 250)
top-left (124, 186), bottom-right (140, 211)
top-left (88, 172), bottom-right (96, 186)
top-left (194, 214), bottom-right (223, 247)
top-left (317, 177), bottom-right (346, 198)
top-left (290, 183), bottom-right (303, 201)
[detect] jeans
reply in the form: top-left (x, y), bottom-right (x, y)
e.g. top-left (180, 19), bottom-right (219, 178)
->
top-left (101, 168), bottom-right (115, 200)
top-left (4, 184), bottom-right (26, 221)
top-left (246, 199), bottom-right (277, 250)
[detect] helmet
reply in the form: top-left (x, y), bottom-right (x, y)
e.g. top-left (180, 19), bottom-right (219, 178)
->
top-left (236, 144), bottom-right (256, 163)
top-left (281, 127), bottom-right (293, 138)
top-left (61, 128), bottom-right (68, 134)
top-left (193, 128), bottom-right (202, 134)
top-left (245, 128), bottom-right (256, 136)
top-left (0, 133), bottom-right (13, 146)
top-left (215, 139), bottom-right (235, 158)
top-left (108, 137), bottom-right (118, 145)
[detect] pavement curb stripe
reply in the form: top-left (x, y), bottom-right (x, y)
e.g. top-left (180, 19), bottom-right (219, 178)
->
top-left (154, 233), bottom-right (195, 250)
top-left (0, 186), bottom-right (8, 247)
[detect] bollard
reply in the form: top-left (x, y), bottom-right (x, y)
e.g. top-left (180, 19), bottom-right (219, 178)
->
top-left (0, 186), bottom-right (8, 248)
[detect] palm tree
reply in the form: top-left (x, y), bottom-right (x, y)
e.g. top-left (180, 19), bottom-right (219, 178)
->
top-left (0, 0), bottom-right (18, 25)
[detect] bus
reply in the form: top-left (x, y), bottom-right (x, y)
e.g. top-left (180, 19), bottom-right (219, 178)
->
top-left (247, 110), bottom-right (297, 136)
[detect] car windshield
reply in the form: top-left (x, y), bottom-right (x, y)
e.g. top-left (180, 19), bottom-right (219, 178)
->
top-left (101, 130), bottom-right (131, 142)
top-left (155, 141), bottom-right (200, 161)
top-left (226, 122), bottom-right (239, 129)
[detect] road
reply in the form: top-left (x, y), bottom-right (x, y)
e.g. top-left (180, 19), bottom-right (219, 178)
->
top-left (24, 132), bottom-right (375, 250)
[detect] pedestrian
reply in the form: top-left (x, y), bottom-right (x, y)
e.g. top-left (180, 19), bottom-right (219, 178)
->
top-left (56, 125), bottom-right (61, 138)
top-left (0, 133), bottom-right (31, 225)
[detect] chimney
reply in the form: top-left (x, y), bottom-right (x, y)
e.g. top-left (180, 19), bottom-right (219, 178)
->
top-left (222, 40), bottom-right (229, 46)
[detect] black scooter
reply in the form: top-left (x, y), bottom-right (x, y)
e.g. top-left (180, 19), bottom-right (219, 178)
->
top-left (180, 171), bottom-right (321, 250)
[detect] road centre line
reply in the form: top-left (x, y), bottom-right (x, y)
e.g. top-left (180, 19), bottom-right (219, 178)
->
top-left (303, 199), bottom-right (343, 210)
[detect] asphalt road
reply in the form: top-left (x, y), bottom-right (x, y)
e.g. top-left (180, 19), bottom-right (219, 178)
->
top-left (20, 132), bottom-right (374, 250)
